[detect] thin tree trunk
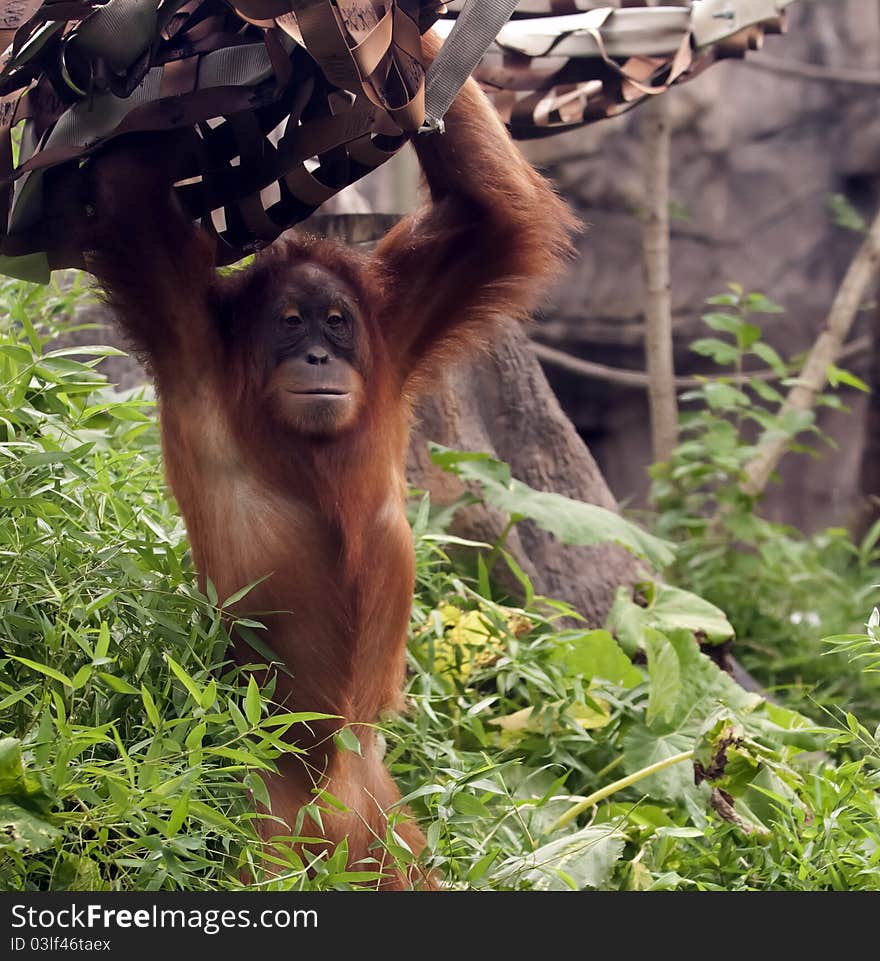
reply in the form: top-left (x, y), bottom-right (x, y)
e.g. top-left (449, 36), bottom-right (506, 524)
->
top-left (641, 92), bottom-right (678, 465)
top-left (408, 324), bottom-right (644, 626)
top-left (741, 205), bottom-right (880, 498)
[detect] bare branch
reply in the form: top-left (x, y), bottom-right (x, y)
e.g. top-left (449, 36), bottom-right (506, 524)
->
top-left (532, 342), bottom-right (659, 388)
top-left (530, 336), bottom-right (870, 390)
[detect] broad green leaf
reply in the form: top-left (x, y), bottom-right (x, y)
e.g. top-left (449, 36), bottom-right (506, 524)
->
top-left (701, 311), bottom-right (745, 336)
top-left (0, 801), bottom-right (61, 853)
top-left (550, 629), bottom-right (642, 688)
top-left (167, 792), bottom-right (190, 835)
top-left (95, 621), bottom-right (111, 659)
top-left (430, 445), bottom-right (674, 569)
top-left (0, 738), bottom-right (27, 796)
top-left (503, 826), bottom-right (625, 891)
top-left (703, 382), bottom-right (751, 411)
top-left (71, 665), bottom-right (92, 690)
top-left (662, 629), bottom-right (760, 725)
top-left (606, 583), bottom-right (733, 649)
top-left (185, 721), bottom-right (207, 750)
top-left (467, 849), bottom-right (501, 884)
top-left (451, 792), bottom-right (491, 818)
top-left (624, 630), bottom-right (761, 802)
top-left (200, 678), bottom-right (217, 710)
top-left (645, 629), bottom-right (681, 726)
top-left (742, 292), bottom-right (784, 314)
top-left (691, 338), bottom-right (740, 365)
top-left (750, 380), bottom-right (785, 405)
top-left (751, 341), bottom-right (787, 376)
top-left (643, 583), bottom-right (734, 644)
top-left (622, 726), bottom-right (697, 803)
top-left (605, 586), bottom-right (646, 656)
top-left (736, 323), bottom-right (762, 350)
top-left (244, 772), bottom-right (272, 809)
top-left (706, 287), bottom-right (740, 306)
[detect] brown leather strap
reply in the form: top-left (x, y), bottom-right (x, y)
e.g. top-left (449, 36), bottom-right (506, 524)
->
top-left (278, 97), bottom-right (376, 165)
top-left (229, 0), bottom-right (292, 22)
top-left (262, 23), bottom-right (291, 89)
top-left (294, 0), bottom-right (426, 131)
top-left (349, 5), bottom-right (392, 79)
top-left (295, 0), bottom-right (363, 92)
top-left (283, 162), bottom-right (337, 205)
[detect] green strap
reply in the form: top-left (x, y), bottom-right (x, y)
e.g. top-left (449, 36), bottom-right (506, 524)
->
top-left (69, 0), bottom-right (158, 74)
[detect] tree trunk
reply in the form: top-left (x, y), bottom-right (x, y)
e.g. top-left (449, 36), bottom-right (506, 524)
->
top-left (407, 324), bottom-right (644, 627)
top-left (641, 92), bottom-right (678, 465)
top-left (856, 303), bottom-right (880, 538)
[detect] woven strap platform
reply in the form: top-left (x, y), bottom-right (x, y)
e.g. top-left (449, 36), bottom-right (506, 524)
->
top-left (0, 0), bottom-right (793, 282)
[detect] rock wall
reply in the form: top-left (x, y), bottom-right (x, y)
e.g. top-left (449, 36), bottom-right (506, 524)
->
top-left (524, 0), bottom-right (880, 531)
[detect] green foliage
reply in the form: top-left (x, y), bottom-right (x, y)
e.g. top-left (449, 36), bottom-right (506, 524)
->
top-left (394, 523), bottom-right (880, 889)
top-left (2, 275), bottom-right (880, 892)
top-left (0, 279), bottom-right (372, 891)
top-left (650, 284), bottom-right (880, 723)
top-left (429, 444), bottom-right (674, 569)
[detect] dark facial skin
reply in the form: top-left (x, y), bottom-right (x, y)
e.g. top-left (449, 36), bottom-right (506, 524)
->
top-left (263, 263), bottom-right (368, 436)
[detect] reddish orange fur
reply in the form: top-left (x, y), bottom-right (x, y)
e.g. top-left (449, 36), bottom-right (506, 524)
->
top-left (85, 51), bottom-right (577, 889)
